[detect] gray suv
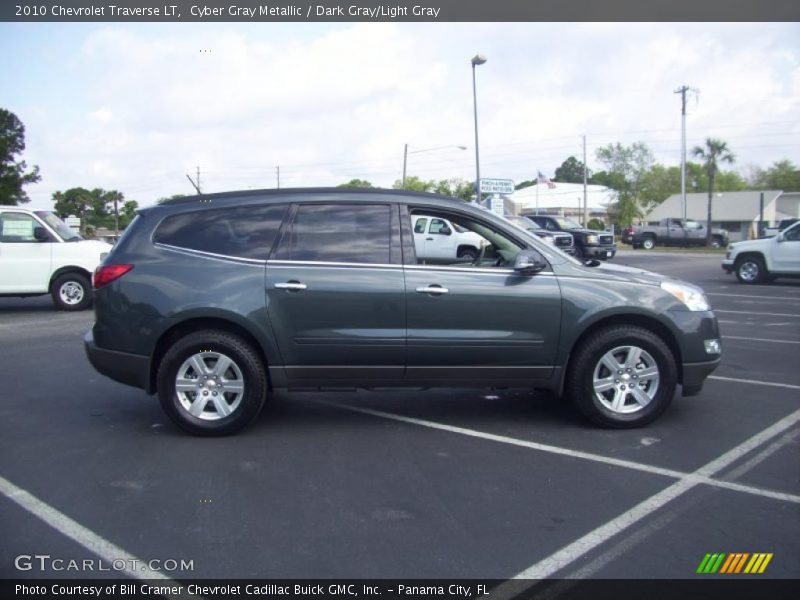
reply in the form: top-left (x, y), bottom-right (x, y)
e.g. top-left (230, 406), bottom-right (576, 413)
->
top-left (84, 189), bottom-right (721, 435)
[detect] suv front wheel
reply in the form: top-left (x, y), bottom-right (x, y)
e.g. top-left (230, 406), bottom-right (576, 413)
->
top-left (566, 325), bottom-right (677, 428)
top-left (735, 255), bottom-right (766, 284)
top-left (157, 330), bottom-right (268, 435)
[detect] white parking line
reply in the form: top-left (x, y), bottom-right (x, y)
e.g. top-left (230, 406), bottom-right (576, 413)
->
top-left (506, 409), bottom-right (800, 580)
top-left (0, 475), bottom-right (185, 592)
top-left (315, 401), bottom-right (800, 505)
top-left (715, 309), bottom-right (800, 317)
top-left (723, 336), bottom-right (800, 345)
top-left (709, 375), bottom-right (800, 390)
top-left (535, 427), bottom-right (800, 589)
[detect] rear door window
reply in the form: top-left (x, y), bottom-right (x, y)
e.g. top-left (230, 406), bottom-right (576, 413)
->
top-left (154, 204), bottom-right (288, 260)
top-left (274, 204), bottom-right (394, 264)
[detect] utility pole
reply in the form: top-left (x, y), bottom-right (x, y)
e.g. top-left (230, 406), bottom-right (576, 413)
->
top-left (185, 165), bottom-right (201, 194)
top-left (276, 166), bottom-right (280, 189)
top-left (113, 195), bottom-right (119, 238)
top-left (402, 143), bottom-right (408, 189)
top-left (674, 85), bottom-right (691, 221)
top-left (582, 134), bottom-right (588, 227)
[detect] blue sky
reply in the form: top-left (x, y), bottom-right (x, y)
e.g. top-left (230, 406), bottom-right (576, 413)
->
top-left (2, 22), bottom-right (798, 209)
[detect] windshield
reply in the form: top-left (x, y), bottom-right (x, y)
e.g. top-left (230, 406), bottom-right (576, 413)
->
top-left (553, 216), bottom-right (583, 229)
top-left (35, 211), bottom-right (82, 241)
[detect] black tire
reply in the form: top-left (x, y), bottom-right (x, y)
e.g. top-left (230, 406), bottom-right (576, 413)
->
top-left (51, 272), bottom-right (92, 311)
top-left (457, 247), bottom-right (478, 262)
top-left (157, 330), bottom-right (268, 436)
top-left (735, 255), bottom-right (766, 284)
top-left (641, 236), bottom-right (656, 250)
top-left (565, 325), bottom-right (677, 428)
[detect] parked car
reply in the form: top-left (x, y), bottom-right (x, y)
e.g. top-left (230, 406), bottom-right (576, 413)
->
top-left (523, 214), bottom-right (617, 260)
top-left (504, 216), bottom-right (575, 255)
top-left (762, 218), bottom-right (799, 238)
top-left (412, 214), bottom-right (486, 262)
top-left (0, 207), bottom-right (112, 310)
top-left (722, 220), bottom-right (800, 283)
top-left (627, 219), bottom-right (728, 249)
top-left (85, 188), bottom-right (721, 435)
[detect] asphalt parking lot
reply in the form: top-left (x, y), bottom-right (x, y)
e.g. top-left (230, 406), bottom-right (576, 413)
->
top-left (1, 251), bottom-right (798, 583)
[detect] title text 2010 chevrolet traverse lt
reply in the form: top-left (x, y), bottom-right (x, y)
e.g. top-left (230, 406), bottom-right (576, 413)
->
top-left (85, 189), bottom-right (721, 435)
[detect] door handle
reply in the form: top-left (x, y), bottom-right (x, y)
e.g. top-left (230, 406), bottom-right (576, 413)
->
top-left (426, 237), bottom-right (434, 241)
top-left (416, 285), bottom-right (449, 295)
top-left (274, 281), bottom-right (307, 291)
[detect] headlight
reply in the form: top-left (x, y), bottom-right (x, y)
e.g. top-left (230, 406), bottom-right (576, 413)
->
top-left (660, 281), bottom-right (710, 311)
top-left (586, 234), bottom-right (598, 244)
top-left (542, 235), bottom-right (555, 245)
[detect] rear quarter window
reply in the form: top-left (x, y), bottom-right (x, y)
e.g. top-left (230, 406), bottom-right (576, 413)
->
top-left (153, 204), bottom-right (288, 260)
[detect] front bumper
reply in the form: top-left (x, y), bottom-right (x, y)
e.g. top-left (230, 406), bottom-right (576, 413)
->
top-left (722, 259), bottom-right (734, 273)
top-left (584, 244), bottom-right (617, 260)
top-left (681, 357), bottom-right (721, 396)
top-left (84, 331), bottom-right (150, 391)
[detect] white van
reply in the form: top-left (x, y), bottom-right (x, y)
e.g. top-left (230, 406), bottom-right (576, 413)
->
top-left (0, 207), bottom-right (112, 310)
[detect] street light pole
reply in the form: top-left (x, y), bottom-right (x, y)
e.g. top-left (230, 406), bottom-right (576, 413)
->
top-left (471, 54), bottom-right (487, 203)
top-left (402, 143), bottom-right (408, 189)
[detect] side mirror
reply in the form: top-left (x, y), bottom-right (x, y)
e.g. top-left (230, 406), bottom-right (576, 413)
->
top-left (776, 232), bottom-right (785, 243)
top-left (33, 226), bottom-right (50, 242)
top-left (441, 227), bottom-right (452, 236)
top-left (513, 250), bottom-right (547, 275)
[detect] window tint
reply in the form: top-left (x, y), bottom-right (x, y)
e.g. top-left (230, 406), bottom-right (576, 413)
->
top-left (0, 213), bottom-right (40, 243)
top-left (154, 204), bottom-right (288, 260)
top-left (276, 204), bottom-right (392, 264)
top-left (414, 217), bottom-right (427, 234)
top-left (784, 224), bottom-right (800, 241)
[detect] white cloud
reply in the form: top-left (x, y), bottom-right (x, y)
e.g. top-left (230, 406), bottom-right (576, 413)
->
top-left (5, 22), bottom-right (799, 209)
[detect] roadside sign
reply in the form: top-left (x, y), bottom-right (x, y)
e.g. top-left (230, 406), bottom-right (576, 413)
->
top-left (480, 178), bottom-right (514, 194)
top-left (489, 194), bottom-right (505, 216)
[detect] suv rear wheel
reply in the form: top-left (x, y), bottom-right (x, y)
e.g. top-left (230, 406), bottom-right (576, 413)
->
top-left (566, 325), bottom-right (677, 428)
top-left (157, 330), bottom-right (268, 436)
top-left (52, 272), bottom-right (92, 311)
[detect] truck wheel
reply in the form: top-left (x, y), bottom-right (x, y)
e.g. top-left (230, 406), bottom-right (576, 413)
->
top-left (565, 325), bottom-right (676, 428)
top-left (735, 256), bottom-right (766, 284)
top-left (641, 237), bottom-right (655, 250)
top-left (157, 330), bottom-right (268, 436)
top-left (52, 273), bottom-right (92, 311)
top-left (457, 247), bottom-right (478, 262)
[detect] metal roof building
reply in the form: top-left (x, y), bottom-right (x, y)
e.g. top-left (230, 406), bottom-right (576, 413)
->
top-left (643, 190), bottom-right (800, 241)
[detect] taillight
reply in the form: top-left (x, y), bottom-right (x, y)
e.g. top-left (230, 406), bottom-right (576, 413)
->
top-left (94, 264), bottom-right (133, 288)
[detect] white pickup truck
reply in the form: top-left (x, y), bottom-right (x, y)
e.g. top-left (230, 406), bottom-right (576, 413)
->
top-left (0, 207), bottom-right (112, 309)
top-left (412, 215), bottom-right (487, 262)
top-left (722, 220), bottom-right (800, 284)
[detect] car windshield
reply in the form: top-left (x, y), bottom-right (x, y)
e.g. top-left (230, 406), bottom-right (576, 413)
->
top-left (553, 216), bottom-right (583, 229)
top-left (35, 211), bottom-right (82, 241)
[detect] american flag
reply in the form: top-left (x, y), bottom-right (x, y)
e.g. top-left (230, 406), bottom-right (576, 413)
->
top-left (537, 171), bottom-right (556, 189)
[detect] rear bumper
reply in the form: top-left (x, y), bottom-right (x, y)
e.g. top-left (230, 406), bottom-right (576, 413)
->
top-left (84, 331), bottom-right (150, 391)
top-left (681, 358), bottom-right (721, 396)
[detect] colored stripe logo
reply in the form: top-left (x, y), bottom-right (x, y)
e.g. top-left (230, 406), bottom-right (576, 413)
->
top-left (697, 553), bottom-right (773, 574)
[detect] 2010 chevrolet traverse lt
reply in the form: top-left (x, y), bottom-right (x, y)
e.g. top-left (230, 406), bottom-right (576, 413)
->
top-left (85, 189), bottom-right (721, 435)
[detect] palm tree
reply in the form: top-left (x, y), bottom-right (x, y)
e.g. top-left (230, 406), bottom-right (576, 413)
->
top-left (692, 138), bottom-right (735, 246)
